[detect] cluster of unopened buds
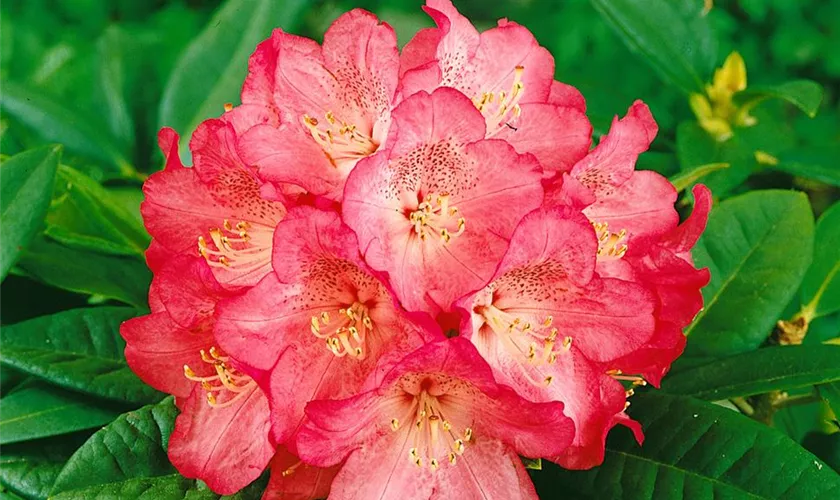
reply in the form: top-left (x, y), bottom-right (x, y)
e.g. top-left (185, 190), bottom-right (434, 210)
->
top-left (121, 1), bottom-right (712, 498)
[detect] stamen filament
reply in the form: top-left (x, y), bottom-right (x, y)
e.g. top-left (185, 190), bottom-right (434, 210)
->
top-left (311, 302), bottom-right (372, 359)
top-left (409, 193), bottom-right (466, 244)
top-left (302, 112), bottom-right (378, 163)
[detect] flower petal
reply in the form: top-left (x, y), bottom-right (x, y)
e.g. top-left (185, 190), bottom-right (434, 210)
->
top-left (153, 255), bottom-right (230, 330)
top-left (584, 170), bottom-right (679, 250)
top-left (549, 80), bottom-right (586, 112)
top-left (121, 311), bottom-right (209, 398)
top-left (344, 90), bottom-right (543, 314)
top-left (262, 447), bottom-right (338, 500)
top-left (493, 103), bottom-right (592, 172)
top-left (570, 100), bottom-right (658, 196)
top-left (659, 184), bottom-right (713, 258)
top-left (168, 384), bottom-right (273, 495)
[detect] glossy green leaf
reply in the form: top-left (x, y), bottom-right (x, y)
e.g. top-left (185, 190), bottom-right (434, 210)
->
top-left (676, 121), bottom-right (756, 195)
top-left (0, 146), bottom-right (61, 280)
top-left (50, 398), bottom-right (178, 496)
top-left (44, 165), bottom-right (149, 258)
top-left (16, 235), bottom-right (151, 309)
top-left (522, 457), bottom-right (542, 471)
top-left (533, 393), bottom-right (840, 499)
top-left (803, 432), bottom-right (840, 474)
top-left (52, 475), bottom-right (219, 499)
top-left (817, 382), bottom-right (840, 423)
top-left (801, 202), bottom-right (840, 318)
top-left (0, 383), bottom-right (120, 445)
top-left (662, 345), bottom-right (840, 400)
top-left (0, 490), bottom-right (26, 500)
top-left (588, 0), bottom-right (715, 94)
top-left (159, 0), bottom-right (307, 163)
top-left (687, 190), bottom-right (814, 360)
top-left (0, 307), bottom-right (162, 405)
top-left (736, 80), bottom-right (824, 118)
top-left (96, 26), bottom-right (135, 153)
top-left (0, 82), bottom-right (133, 177)
top-left (773, 150), bottom-right (840, 188)
top-left (0, 433), bottom-right (90, 500)
top-left (668, 162), bottom-right (729, 192)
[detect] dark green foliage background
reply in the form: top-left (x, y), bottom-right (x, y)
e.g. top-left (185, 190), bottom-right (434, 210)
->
top-left (1, 0), bottom-right (839, 498)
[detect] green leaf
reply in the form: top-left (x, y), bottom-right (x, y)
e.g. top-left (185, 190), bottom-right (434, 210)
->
top-left (534, 393), bottom-right (840, 499)
top-left (676, 121), bottom-right (756, 195)
top-left (0, 433), bottom-right (90, 500)
top-left (687, 190), bottom-right (815, 360)
top-left (51, 475), bottom-right (220, 500)
top-left (0, 307), bottom-right (163, 405)
top-left (801, 202), bottom-right (840, 318)
top-left (0, 146), bottom-right (61, 280)
top-left (96, 26), bottom-right (135, 153)
top-left (736, 80), bottom-right (825, 118)
top-left (522, 457), bottom-right (542, 470)
top-left (662, 345), bottom-right (840, 400)
top-left (16, 235), bottom-right (151, 309)
top-left (44, 165), bottom-right (149, 258)
top-left (0, 383), bottom-right (120, 445)
top-left (668, 162), bottom-right (729, 192)
top-left (159, 0), bottom-right (307, 163)
top-left (817, 382), bottom-right (840, 423)
top-left (49, 398), bottom-right (178, 496)
top-left (772, 150), bottom-right (840, 188)
top-left (588, 0), bottom-right (715, 94)
top-left (0, 82), bottom-right (133, 177)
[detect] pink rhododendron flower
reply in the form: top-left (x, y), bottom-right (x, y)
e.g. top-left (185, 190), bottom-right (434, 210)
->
top-left (297, 338), bottom-right (575, 499)
top-left (142, 118), bottom-right (286, 288)
top-left (548, 101), bottom-right (678, 247)
top-left (457, 206), bottom-right (655, 468)
top-left (121, 255), bottom-right (273, 494)
top-left (342, 88), bottom-right (544, 315)
top-left (600, 185), bottom-right (712, 385)
top-left (214, 207), bottom-right (441, 451)
top-left (237, 9), bottom-right (399, 200)
top-left (399, 0), bottom-right (591, 171)
top-left (546, 100), bottom-right (712, 385)
top-left (123, 1), bottom-right (714, 495)
top-left (262, 447), bottom-right (340, 500)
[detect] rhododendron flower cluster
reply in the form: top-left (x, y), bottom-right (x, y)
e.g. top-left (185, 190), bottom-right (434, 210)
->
top-left (121, 1), bottom-right (711, 498)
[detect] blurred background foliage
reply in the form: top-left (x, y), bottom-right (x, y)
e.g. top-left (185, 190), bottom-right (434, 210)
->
top-left (1, 0), bottom-right (839, 498)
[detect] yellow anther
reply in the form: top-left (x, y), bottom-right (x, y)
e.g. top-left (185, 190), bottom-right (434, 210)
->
top-left (391, 418), bottom-right (400, 431)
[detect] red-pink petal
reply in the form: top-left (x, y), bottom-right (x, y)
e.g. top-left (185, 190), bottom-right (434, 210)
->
top-left (549, 80), bottom-right (586, 112)
top-left (343, 90), bottom-right (543, 314)
top-left (121, 312), bottom-right (209, 398)
top-left (168, 384), bottom-right (273, 494)
top-left (571, 100), bottom-right (658, 196)
top-left (262, 448), bottom-right (338, 500)
top-left (584, 170), bottom-right (679, 250)
top-left (493, 103), bottom-right (592, 172)
top-left (660, 184), bottom-right (713, 258)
